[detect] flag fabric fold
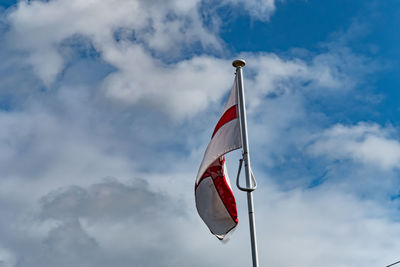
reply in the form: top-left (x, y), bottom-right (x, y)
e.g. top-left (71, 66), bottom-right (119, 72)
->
top-left (195, 79), bottom-right (242, 240)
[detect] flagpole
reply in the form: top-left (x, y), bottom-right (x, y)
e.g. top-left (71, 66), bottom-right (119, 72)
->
top-left (233, 59), bottom-right (259, 267)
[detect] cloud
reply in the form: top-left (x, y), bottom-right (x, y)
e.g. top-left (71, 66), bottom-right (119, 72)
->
top-left (3, 178), bottom-right (400, 267)
top-left (2, 0), bottom-right (287, 120)
top-left (39, 179), bottom-right (182, 222)
top-left (0, 179), bottom-right (194, 267)
top-left (221, 0), bottom-right (279, 21)
top-left (3, 0), bottom-right (232, 119)
top-left (3, 0), bottom-right (377, 122)
top-left (5, 0), bottom-right (221, 85)
top-left (100, 46), bottom-right (233, 119)
top-left (0, 247), bottom-right (16, 267)
top-left (2, 171), bottom-right (400, 267)
top-left (254, 183), bottom-right (400, 266)
top-left (308, 123), bottom-right (400, 170)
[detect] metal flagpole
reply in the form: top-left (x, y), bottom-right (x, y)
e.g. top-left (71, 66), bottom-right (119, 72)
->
top-left (387, 261), bottom-right (400, 267)
top-left (233, 59), bottom-right (260, 267)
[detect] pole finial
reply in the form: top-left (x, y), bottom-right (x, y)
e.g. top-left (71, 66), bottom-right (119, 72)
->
top-left (232, 59), bottom-right (246, 68)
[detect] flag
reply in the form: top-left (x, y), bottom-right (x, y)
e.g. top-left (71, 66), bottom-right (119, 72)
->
top-left (195, 79), bottom-right (242, 240)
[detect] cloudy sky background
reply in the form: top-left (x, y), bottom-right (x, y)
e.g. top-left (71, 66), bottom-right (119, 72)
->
top-left (1, 0), bottom-right (400, 266)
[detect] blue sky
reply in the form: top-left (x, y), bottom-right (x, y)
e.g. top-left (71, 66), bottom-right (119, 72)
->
top-left (0, 0), bottom-right (400, 266)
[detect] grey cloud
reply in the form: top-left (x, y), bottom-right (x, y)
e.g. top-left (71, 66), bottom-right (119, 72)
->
top-left (40, 179), bottom-right (183, 222)
top-left (37, 220), bottom-right (101, 267)
top-left (3, 179), bottom-right (194, 267)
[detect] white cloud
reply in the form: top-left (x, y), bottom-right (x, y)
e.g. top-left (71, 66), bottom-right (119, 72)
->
top-left (4, 0), bottom-right (232, 119)
top-left (6, 0), bottom-right (221, 85)
top-left (254, 183), bottom-right (400, 266)
top-left (222, 0), bottom-right (279, 21)
top-left (244, 45), bottom-right (377, 106)
top-left (308, 123), bottom-right (400, 170)
top-left (100, 45), bottom-right (233, 119)
top-left (4, 0), bottom-right (376, 121)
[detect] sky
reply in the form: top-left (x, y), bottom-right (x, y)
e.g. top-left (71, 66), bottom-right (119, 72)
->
top-left (0, 0), bottom-right (400, 266)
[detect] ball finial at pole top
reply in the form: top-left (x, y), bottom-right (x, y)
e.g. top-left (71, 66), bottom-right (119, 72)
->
top-left (232, 59), bottom-right (246, 68)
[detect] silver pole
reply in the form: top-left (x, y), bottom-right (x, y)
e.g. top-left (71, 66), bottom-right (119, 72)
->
top-left (387, 261), bottom-right (400, 267)
top-left (233, 59), bottom-right (259, 267)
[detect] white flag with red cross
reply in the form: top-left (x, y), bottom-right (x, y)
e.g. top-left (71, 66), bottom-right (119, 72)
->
top-left (195, 79), bottom-right (242, 240)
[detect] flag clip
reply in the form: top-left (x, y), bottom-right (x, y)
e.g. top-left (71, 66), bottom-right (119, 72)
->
top-left (236, 158), bottom-right (257, 192)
